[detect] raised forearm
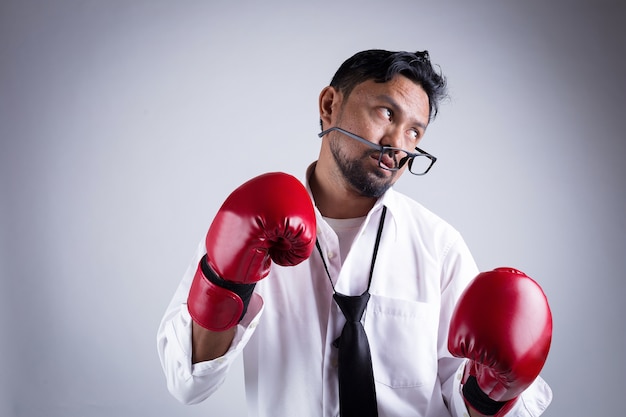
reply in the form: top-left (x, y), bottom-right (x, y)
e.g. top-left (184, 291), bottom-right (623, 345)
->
top-left (191, 321), bottom-right (236, 363)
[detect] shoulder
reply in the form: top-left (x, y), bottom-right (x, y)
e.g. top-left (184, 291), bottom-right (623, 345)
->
top-left (384, 188), bottom-right (460, 237)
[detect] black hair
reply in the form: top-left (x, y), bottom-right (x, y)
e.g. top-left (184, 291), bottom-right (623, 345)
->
top-left (329, 49), bottom-right (448, 122)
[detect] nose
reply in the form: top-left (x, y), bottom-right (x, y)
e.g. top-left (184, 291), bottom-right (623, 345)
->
top-left (380, 125), bottom-right (405, 150)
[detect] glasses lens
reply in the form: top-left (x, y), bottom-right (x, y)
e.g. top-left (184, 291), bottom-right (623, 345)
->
top-left (408, 155), bottom-right (434, 175)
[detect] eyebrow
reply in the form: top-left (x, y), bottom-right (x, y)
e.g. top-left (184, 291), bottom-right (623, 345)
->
top-left (377, 94), bottom-right (428, 131)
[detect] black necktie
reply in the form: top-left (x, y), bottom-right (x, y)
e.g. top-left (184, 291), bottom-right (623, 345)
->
top-left (333, 291), bottom-right (377, 417)
top-left (316, 206), bottom-right (387, 417)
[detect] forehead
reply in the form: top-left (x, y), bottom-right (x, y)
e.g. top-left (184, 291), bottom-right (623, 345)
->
top-left (346, 75), bottom-right (430, 122)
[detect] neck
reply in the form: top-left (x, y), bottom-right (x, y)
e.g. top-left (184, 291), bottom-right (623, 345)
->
top-left (309, 160), bottom-right (377, 219)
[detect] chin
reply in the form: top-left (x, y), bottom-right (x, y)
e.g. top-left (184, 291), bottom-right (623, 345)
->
top-left (358, 177), bottom-right (393, 198)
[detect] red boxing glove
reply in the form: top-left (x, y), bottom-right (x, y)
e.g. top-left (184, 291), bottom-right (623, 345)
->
top-left (187, 172), bottom-right (316, 331)
top-left (448, 267), bottom-right (552, 416)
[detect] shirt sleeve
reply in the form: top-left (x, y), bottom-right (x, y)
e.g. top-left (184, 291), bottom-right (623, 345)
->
top-left (437, 233), bottom-right (553, 416)
top-left (437, 233), bottom-right (479, 412)
top-left (156, 240), bottom-right (264, 404)
top-left (448, 361), bottom-right (553, 417)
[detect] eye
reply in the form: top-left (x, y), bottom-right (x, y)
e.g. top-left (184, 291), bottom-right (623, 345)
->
top-left (407, 128), bottom-right (423, 145)
top-left (380, 107), bottom-right (393, 121)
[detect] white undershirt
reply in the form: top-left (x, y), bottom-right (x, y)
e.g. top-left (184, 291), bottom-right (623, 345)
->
top-left (322, 216), bottom-right (366, 266)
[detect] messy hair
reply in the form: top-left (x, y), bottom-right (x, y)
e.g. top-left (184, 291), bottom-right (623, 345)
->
top-left (329, 49), bottom-right (448, 122)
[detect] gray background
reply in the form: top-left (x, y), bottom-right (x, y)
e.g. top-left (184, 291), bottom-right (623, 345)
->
top-left (1, 1), bottom-right (624, 416)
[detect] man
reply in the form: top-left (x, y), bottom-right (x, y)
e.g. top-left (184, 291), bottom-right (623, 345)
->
top-left (157, 49), bottom-right (552, 416)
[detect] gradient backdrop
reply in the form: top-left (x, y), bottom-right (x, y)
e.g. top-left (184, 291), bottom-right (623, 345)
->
top-left (1, 1), bottom-right (624, 416)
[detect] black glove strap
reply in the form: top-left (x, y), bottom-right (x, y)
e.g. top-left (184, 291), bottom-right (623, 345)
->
top-left (462, 375), bottom-right (508, 416)
top-left (200, 254), bottom-right (256, 322)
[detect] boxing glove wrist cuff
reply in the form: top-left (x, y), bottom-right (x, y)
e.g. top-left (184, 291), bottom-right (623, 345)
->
top-left (187, 255), bottom-right (256, 331)
top-left (462, 375), bottom-right (508, 416)
top-left (200, 255), bottom-right (256, 321)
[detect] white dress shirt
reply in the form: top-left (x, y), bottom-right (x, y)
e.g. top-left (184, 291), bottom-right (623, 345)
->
top-left (157, 167), bottom-right (552, 417)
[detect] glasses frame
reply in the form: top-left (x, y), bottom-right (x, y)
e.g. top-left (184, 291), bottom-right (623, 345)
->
top-left (318, 126), bottom-right (437, 176)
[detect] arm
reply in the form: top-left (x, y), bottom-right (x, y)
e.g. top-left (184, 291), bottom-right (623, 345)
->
top-left (158, 172), bottom-right (316, 403)
top-left (437, 235), bottom-right (482, 416)
top-left (191, 323), bottom-right (235, 363)
top-left (156, 259), bottom-right (264, 405)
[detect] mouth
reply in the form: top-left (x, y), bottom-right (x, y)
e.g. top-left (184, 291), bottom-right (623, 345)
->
top-left (370, 150), bottom-right (399, 171)
top-left (366, 154), bottom-right (394, 178)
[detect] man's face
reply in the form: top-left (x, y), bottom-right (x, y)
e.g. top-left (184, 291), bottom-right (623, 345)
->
top-left (326, 75), bottom-right (431, 198)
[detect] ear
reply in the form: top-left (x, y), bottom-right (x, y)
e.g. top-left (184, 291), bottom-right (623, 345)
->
top-left (318, 86), bottom-right (342, 130)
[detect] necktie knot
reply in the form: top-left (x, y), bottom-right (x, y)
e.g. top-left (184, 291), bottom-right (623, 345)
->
top-left (333, 292), bottom-right (370, 322)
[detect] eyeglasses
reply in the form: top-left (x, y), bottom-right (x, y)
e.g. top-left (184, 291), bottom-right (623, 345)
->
top-left (318, 127), bottom-right (437, 176)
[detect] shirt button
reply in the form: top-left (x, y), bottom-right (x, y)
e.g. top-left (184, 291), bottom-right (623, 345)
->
top-left (327, 251), bottom-right (335, 259)
top-left (331, 358), bottom-right (338, 368)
